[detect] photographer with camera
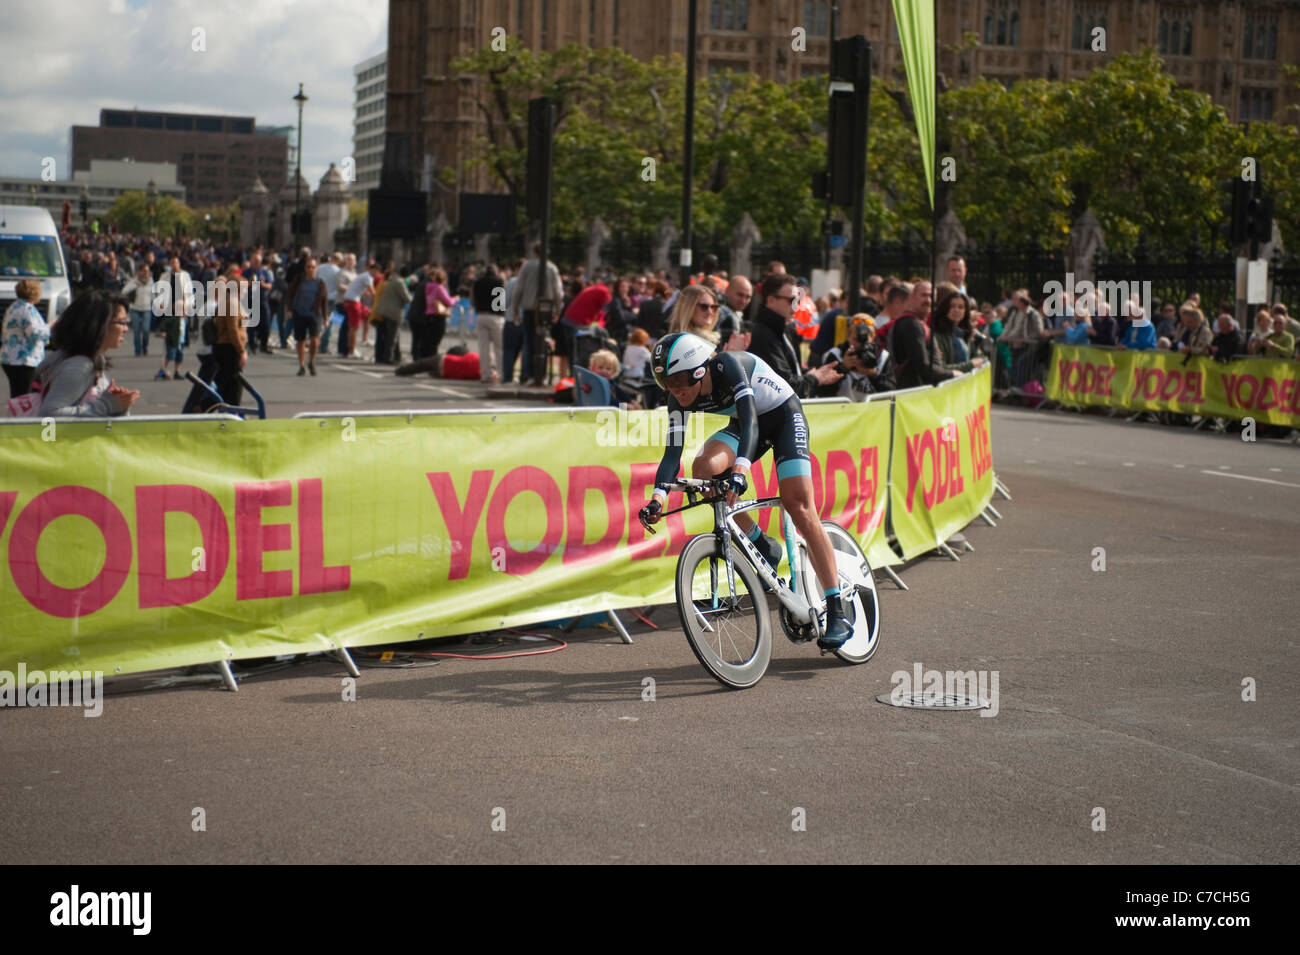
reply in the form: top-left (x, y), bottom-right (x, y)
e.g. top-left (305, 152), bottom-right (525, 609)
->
top-left (818, 314), bottom-right (895, 401)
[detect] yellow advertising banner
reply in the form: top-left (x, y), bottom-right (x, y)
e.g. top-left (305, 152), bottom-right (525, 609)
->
top-left (889, 368), bottom-right (995, 561)
top-left (1045, 345), bottom-right (1300, 427)
top-left (0, 399), bottom-right (897, 679)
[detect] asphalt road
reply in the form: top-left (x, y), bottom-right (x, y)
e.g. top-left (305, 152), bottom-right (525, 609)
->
top-left (2, 402), bottom-right (1297, 865)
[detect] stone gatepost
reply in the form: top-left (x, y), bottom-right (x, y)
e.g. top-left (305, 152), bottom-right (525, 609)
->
top-left (652, 217), bottom-right (680, 274)
top-left (587, 216), bottom-right (610, 278)
top-left (731, 213), bottom-right (761, 280)
top-left (933, 208), bottom-right (968, 283)
top-left (311, 164), bottom-right (351, 255)
top-left (430, 212), bottom-right (452, 268)
top-left (1066, 208), bottom-right (1105, 285)
top-left (239, 178), bottom-right (269, 248)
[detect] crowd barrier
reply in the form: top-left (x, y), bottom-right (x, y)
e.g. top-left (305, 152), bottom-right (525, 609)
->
top-left (1044, 345), bottom-right (1300, 428)
top-left (0, 368), bottom-right (998, 681)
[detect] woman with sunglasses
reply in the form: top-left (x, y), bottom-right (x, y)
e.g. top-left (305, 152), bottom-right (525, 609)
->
top-left (34, 291), bottom-right (140, 416)
top-left (638, 331), bottom-right (854, 651)
top-left (665, 284), bottom-right (721, 347)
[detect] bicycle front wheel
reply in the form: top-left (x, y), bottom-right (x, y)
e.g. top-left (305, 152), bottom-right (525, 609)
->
top-left (675, 534), bottom-right (772, 689)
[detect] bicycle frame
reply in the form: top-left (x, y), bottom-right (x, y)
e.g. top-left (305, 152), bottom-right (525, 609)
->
top-left (687, 488), bottom-right (821, 632)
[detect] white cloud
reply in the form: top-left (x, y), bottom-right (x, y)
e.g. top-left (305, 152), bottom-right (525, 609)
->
top-left (0, 0), bottom-right (385, 191)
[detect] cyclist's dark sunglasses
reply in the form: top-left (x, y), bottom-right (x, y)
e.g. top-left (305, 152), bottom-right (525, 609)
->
top-left (665, 368), bottom-right (703, 389)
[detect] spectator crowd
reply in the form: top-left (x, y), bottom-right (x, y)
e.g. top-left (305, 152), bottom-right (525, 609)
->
top-left (5, 234), bottom-right (1297, 434)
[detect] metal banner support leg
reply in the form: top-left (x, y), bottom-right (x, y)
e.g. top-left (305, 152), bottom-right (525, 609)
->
top-left (936, 541), bottom-right (961, 561)
top-left (994, 478), bottom-right (1012, 501)
top-left (334, 647), bottom-right (360, 678)
top-left (606, 609), bottom-right (634, 645)
top-left (215, 660), bottom-right (238, 692)
top-left (985, 502), bottom-right (1003, 520)
top-left (882, 566), bottom-right (908, 590)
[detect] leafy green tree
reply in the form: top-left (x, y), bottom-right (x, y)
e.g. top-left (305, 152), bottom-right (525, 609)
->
top-left (1057, 50), bottom-right (1238, 254)
top-left (452, 40), bottom-right (1299, 259)
top-left (942, 77), bottom-right (1074, 249)
top-left (1239, 66), bottom-right (1299, 251)
top-left (942, 49), bottom-right (1298, 255)
top-left (104, 191), bottom-right (194, 237)
top-left (347, 199), bottom-right (368, 228)
top-left (451, 40), bottom-right (919, 243)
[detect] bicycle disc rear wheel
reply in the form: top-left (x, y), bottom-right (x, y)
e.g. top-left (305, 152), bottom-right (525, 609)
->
top-left (821, 520), bottom-right (881, 664)
top-left (675, 534), bottom-right (772, 689)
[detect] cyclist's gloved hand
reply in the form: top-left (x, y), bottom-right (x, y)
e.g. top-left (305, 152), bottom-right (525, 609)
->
top-left (638, 499), bottom-right (663, 532)
top-left (725, 471), bottom-right (747, 497)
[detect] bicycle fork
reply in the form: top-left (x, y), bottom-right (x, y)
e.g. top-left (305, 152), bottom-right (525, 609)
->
top-left (716, 499), bottom-right (740, 612)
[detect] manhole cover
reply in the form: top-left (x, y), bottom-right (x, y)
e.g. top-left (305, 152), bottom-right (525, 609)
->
top-left (877, 692), bottom-right (990, 711)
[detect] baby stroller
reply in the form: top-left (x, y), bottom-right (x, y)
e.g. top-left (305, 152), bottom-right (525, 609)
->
top-left (181, 369), bottom-right (266, 419)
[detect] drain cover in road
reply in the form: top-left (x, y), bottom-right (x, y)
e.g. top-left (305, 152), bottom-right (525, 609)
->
top-left (877, 692), bottom-right (990, 711)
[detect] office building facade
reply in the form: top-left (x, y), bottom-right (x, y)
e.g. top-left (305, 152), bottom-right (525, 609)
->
top-left (70, 109), bottom-right (289, 208)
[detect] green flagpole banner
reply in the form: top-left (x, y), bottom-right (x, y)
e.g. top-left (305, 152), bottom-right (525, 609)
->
top-left (892, 0), bottom-right (936, 208)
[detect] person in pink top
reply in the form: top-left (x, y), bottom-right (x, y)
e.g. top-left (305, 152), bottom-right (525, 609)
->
top-left (555, 282), bottom-right (611, 375)
top-left (423, 267), bottom-right (456, 359)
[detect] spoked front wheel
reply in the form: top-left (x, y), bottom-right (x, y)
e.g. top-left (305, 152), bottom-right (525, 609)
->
top-left (675, 534), bottom-right (772, 689)
top-left (820, 520), bottom-right (881, 664)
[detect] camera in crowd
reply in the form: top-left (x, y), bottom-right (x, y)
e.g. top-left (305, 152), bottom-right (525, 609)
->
top-left (835, 344), bottom-right (872, 375)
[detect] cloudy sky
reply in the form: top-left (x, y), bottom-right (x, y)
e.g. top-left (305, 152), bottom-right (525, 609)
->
top-left (0, 0), bottom-right (387, 189)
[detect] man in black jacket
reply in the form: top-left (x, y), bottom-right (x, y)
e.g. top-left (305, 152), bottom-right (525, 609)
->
top-left (1208, 313), bottom-right (1245, 362)
top-left (888, 279), bottom-right (963, 389)
top-left (747, 272), bottom-right (841, 398)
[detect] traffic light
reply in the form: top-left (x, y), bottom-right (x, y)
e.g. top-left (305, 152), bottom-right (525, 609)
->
top-left (1229, 178), bottom-right (1250, 245)
top-left (1229, 175), bottom-right (1273, 246)
top-left (825, 36), bottom-right (871, 207)
top-left (1246, 193), bottom-right (1273, 243)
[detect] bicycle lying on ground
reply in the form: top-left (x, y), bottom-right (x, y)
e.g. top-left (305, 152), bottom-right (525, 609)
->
top-left (640, 476), bottom-right (881, 689)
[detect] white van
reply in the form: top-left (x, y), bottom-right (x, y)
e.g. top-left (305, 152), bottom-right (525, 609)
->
top-left (0, 205), bottom-right (73, 325)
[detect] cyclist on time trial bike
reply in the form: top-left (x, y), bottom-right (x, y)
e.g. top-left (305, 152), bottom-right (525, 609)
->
top-left (637, 331), bottom-right (853, 649)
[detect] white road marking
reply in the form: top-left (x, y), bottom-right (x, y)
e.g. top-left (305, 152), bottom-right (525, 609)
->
top-left (1174, 464), bottom-right (1186, 468)
top-left (1122, 462), bottom-right (1136, 467)
top-left (1200, 470), bottom-right (1300, 489)
top-left (328, 362), bottom-right (384, 379)
top-left (411, 383), bottom-right (471, 398)
top-left (1269, 468), bottom-right (1282, 473)
top-left (1218, 465), bottom-right (1230, 470)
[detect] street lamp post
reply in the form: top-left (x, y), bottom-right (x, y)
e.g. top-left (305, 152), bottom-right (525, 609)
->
top-left (293, 83), bottom-right (308, 247)
top-left (680, 0), bottom-right (697, 290)
top-left (79, 185), bottom-right (90, 233)
top-left (146, 179), bottom-right (157, 236)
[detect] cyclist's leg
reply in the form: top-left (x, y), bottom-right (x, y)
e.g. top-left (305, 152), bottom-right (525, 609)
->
top-left (694, 428), bottom-right (764, 536)
top-left (770, 402), bottom-right (839, 591)
top-left (779, 474), bottom-right (837, 590)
